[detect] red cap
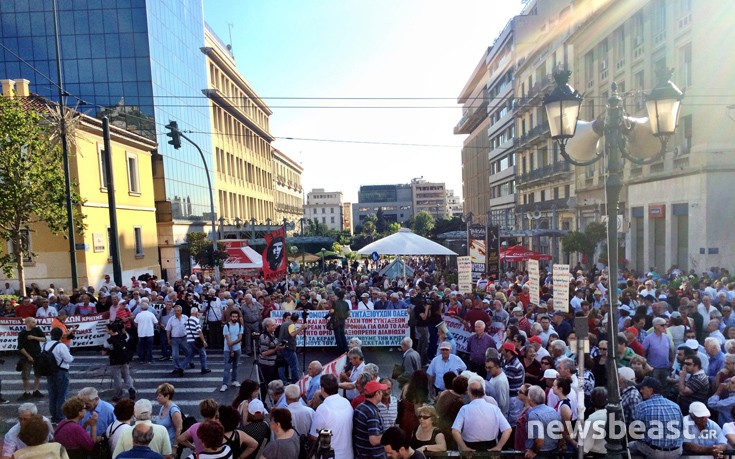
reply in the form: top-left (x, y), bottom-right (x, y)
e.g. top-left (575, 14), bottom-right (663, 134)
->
top-left (364, 380), bottom-right (389, 394)
top-left (501, 342), bottom-right (518, 355)
top-left (625, 327), bottom-right (639, 337)
top-left (528, 336), bottom-right (543, 344)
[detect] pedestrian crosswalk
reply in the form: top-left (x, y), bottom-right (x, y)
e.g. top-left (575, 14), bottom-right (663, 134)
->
top-left (0, 348), bottom-right (262, 435)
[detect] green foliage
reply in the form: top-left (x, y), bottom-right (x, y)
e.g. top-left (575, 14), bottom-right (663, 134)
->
top-left (561, 222), bottom-right (608, 266)
top-left (375, 208), bottom-right (387, 233)
top-left (186, 232), bottom-right (227, 268)
top-left (362, 221), bottom-right (376, 236)
top-left (304, 218), bottom-right (330, 236)
top-left (431, 216), bottom-right (464, 238)
top-left (331, 241), bottom-right (343, 254)
top-left (0, 96), bottom-right (85, 289)
top-left (387, 222), bottom-right (402, 234)
top-left (411, 211), bottom-right (435, 237)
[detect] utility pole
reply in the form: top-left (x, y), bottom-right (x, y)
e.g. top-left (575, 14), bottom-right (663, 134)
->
top-left (102, 117), bottom-right (122, 286)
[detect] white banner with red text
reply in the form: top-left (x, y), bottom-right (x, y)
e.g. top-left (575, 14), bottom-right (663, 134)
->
top-left (270, 309), bottom-right (409, 347)
top-left (0, 314), bottom-right (110, 351)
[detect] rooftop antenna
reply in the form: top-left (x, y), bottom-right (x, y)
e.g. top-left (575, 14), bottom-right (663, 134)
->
top-left (226, 23), bottom-right (234, 53)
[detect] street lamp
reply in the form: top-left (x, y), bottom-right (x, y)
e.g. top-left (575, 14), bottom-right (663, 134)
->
top-left (320, 248), bottom-right (326, 273)
top-left (543, 69), bottom-right (683, 459)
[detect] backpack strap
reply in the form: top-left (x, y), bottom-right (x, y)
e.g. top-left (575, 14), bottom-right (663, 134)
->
top-left (48, 341), bottom-right (62, 367)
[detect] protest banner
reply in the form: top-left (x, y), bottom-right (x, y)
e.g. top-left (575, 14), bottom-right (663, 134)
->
top-left (553, 264), bottom-right (571, 311)
top-left (528, 259), bottom-right (540, 306)
top-left (468, 224), bottom-right (487, 283)
top-left (0, 314), bottom-right (110, 351)
top-left (441, 314), bottom-right (504, 354)
top-left (270, 309), bottom-right (408, 347)
top-left (457, 256), bottom-right (473, 295)
top-left (297, 353), bottom-right (347, 395)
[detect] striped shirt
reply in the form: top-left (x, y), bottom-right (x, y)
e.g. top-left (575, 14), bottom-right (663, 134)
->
top-left (352, 400), bottom-right (384, 458)
top-left (634, 394), bottom-right (683, 449)
top-left (502, 355), bottom-right (525, 396)
top-left (185, 317), bottom-right (201, 343)
top-left (377, 396), bottom-right (398, 431)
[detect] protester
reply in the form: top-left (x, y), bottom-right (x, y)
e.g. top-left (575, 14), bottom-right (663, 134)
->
top-left (117, 424), bottom-right (164, 459)
top-left (216, 405), bottom-right (259, 459)
top-left (451, 380), bottom-right (511, 452)
top-left (43, 327), bottom-right (73, 423)
top-left (12, 414), bottom-right (68, 459)
top-left (154, 383), bottom-right (183, 453)
top-left (105, 399), bottom-right (135, 454)
top-left (177, 399), bottom-right (218, 454)
top-left (310, 374), bottom-right (354, 459)
top-left (55, 396), bottom-right (97, 457)
top-left (410, 405), bottom-right (446, 454)
top-left (17, 317), bottom-right (45, 400)
top-left (1, 403), bottom-right (54, 459)
top-left (262, 408), bottom-right (301, 459)
top-left (221, 310), bottom-right (244, 392)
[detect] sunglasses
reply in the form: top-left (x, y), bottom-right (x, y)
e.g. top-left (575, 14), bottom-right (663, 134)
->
top-left (418, 415), bottom-right (432, 420)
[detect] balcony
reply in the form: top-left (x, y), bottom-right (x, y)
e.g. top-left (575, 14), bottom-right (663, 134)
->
top-left (526, 74), bottom-right (554, 103)
top-left (517, 123), bottom-right (550, 149)
top-left (454, 96), bottom-right (489, 135)
top-left (518, 198), bottom-right (569, 213)
top-left (517, 161), bottom-right (571, 187)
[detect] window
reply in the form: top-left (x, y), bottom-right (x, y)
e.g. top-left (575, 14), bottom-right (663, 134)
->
top-left (321, 217), bottom-right (326, 224)
top-left (321, 208), bottom-right (325, 214)
top-left (331, 217), bottom-right (335, 224)
top-left (680, 43), bottom-right (692, 86)
top-left (313, 208), bottom-right (317, 214)
top-left (126, 152), bottom-right (140, 194)
top-left (134, 227), bottom-right (144, 257)
top-left (330, 208), bottom-right (334, 214)
top-left (9, 229), bottom-right (32, 263)
top-left (98, 143), bottom-right (108, 190)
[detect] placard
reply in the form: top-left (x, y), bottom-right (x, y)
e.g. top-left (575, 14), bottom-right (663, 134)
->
top-left (0, 314), bottom-right (110, 351)
top-left (553, 264), bottom-right (571, 312)
top-left (468, 225), bottom-right (487, 283)
top-left (457, 256), bottom-right (473, 295)
top-left (528, 259), bottom-right (540, 306)
top-left (271, 309), bottom-right (408, 347)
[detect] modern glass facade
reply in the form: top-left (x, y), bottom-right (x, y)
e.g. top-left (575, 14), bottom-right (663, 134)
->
top-left (0, 0), bottom-right (214, 221)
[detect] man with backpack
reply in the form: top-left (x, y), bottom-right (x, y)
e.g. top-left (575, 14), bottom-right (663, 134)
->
top-left (104, 321), bottom-right (136, 401)
top-left (38, 327), bottom-right (73, 423)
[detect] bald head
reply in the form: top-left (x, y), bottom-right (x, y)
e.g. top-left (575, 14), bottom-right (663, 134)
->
top-left (132, 424), bottom-right (154, 446)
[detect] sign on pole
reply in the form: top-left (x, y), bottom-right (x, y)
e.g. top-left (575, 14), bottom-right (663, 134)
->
top-left (457, 256), bottom-right (472, 294)
top-left (528, 259), bottom-right (540, 306)
top-left (468, 225), bottom-right (487, 283)
top-left (553, 264), bottom-right (571, 311)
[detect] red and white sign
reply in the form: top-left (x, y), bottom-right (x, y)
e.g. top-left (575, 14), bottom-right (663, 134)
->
top-left (262, 228), bottom-right (287, 281)
top-left (297, 353), bottom-right (347, 395)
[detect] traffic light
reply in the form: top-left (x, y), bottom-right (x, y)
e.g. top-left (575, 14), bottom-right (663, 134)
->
top-left (165, 120), bottom-right (181, 149)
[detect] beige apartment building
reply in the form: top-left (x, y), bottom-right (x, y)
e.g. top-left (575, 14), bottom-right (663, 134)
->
top-left (202, 25), bottom-right (275, 226)
top-left (272, 148), bottom-right (304, 228)
top-left (411, 179), bottom-right (448, 218)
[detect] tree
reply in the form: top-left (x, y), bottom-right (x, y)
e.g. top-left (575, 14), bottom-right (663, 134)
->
top-left (186, 232), bottom-right (227, 269)
top-left (362, 221), bottom-right (376, 237)
top-left (431, 216), bottom-right (464, 238)
top-left (561, 222), bottom-right (607, 266)
top-left (387, 222), bottom-right (402, 234)
top-left (375, 207), bottom-right (387, 233)
top-left (304, 218), bottom-right (329, 236)
top-left (411, 211), bottom-right (435, 237)
top-left (0, 96), bottom-right (85, 290)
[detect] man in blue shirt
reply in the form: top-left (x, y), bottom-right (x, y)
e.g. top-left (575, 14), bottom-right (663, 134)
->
top-left (525, 385), bottom-right (562, 457)
top-left (427, 342), bottom-right (466, 394)
top-left (708, 376), bottom-right (735, 426)
top-left (79, 387), bottom-right (115, 437)
top-left (629, 376), bottom-right (683, 458)
top-left (305, 360), bottom-right (323, 404)
top-left (117, 423), bottom-right (164, 459)
top-left (220, 310), bottom-right (243, 392)
top-left (682, 402), bottom-right (727, 458)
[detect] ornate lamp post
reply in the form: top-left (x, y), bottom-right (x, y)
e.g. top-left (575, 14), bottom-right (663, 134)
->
top-left (543, 69), bottom-right (683, 459)
top-left (320, 247), bottom-right (326, 273)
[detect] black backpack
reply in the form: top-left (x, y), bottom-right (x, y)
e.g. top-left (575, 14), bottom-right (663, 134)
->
top-left (35, 342), bottom-right (61, 377)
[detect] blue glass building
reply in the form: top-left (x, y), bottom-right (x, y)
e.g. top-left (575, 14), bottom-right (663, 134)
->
top-left (0, 0), bottom-right (213, 221)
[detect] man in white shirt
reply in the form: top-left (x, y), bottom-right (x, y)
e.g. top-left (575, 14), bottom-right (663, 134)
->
top-left (452, 380), bottom-right (512, 452)
top-left (112, 399), bottom-right (172, 459)
top-left (43, 327), bottom-right (73, 423)
top-left (1, 403), bottom-right (54, 458)
top-left (134, 301), bottom-right (158, 364)
top-left (2, 282), bottom-right (15, 295)
top-left (309, 374), bottom-right (354, 459)
top-left (34, 298), bottom-right (58, 318)
top-left (356, 292), bottom-right (374, 310)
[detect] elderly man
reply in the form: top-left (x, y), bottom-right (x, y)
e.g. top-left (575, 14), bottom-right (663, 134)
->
top-left (184, 307), bottom-right (210, 374)
top-left (17, 317), bottom-right (45, 400)
top-left (708, 319), bottom-right (727, 347)
top-left (643, 317), bottom-right (673, 386)
top-left (113, 399), bottom-right (172, 459)
top-left (452, 379), bottom-right (511, 452)
top-left (536, 315), bottom-right (556, 347)
top-left (708, 376), bottom-right (735, 426)
top-left (618, 367), bottom-right (642, 424)
top-left (117, 423), bottom-right (165, 459)
top-left (134, 300), bottom-right (158, 364)
top-left (80, 387), bottom-right (116, 436)
top-left (201, 288), bottom-right (223, 349)
top-left (166, 305), bottom-right (193, 377)
top-left (0, 403), bottom-right (54, 459)
top-left (467, 320), bottom-right (496, 378)
top-left (524, 385), bottom-right (562, 458)
top-left (240, 293), bottom-right (262, 355)
top-left (629, 377), bottom-right (683, 458)
top-left (427, 342), bottom-right (467, 394)
top-left (340, 348), bottom-right (367, 401)
top-left (398, 337), bottom-right (421, 387)
top-left (285, 384), bottom-right (314, 437)
top-left (34, 298), bottom-right (58, 318)
top-left (485, 357), bottom-right (509, 418)
top-left (352, 380), bottom-right (388, 459)
top-left (304, 360), bottom-right (323, 403)
top-left (682, 402), bottom-right (727, 459)
top-left (706, 337), bottom-right (726, 385)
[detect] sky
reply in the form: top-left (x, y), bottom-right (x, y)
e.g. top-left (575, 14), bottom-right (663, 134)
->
top-left (204, 0), bottom-right (526, 203)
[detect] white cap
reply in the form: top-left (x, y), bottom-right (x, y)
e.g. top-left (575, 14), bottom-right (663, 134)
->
top-left (247, 399), bottom-right (265, 414)
top-left (543, 369), bottom-right (559, 379)
top-left (689, 401), bottom-right (710, 418)
top-left (618, 367), bottom-right (636, 383)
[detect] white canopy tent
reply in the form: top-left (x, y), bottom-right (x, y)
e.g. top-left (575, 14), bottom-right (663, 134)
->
top-left (357, 228), bottom-right (457, 278)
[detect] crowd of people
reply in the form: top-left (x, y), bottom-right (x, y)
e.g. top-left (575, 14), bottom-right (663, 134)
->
top-left (1, 261), bottom-right (734, 458)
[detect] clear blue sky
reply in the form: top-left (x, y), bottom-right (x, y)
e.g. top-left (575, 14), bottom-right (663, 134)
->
top-left (204, 0), bottom-right (524, 203)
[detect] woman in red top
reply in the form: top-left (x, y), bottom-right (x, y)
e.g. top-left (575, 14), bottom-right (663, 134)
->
top-left (55, 396), bottom-right (96, 457)
top-left (115, 302), bottom-right (134, 330)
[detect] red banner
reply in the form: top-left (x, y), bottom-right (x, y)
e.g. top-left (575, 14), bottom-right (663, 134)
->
top-left (262, 227), bottom-right (287, 281)
top-left (297, 353), bottom-right (347, 395)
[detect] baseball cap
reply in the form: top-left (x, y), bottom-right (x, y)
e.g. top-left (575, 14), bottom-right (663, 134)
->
top-left (247, 399), bottom-right (266, 415)
top-left (364, 380), bottom-right (389, 393)
top-left (512, 306), bottom-right (523, 315)
top-left (134, 399), bottom-right (153, 417)
top-left (542, 369), bottom-right (559, 379)
top-left (553, 310), bottom-right (566, 317)
top-left (625, 327), bottom-right (639, 337)
top-left (637, 376), bottom-right (662, 392)
top-left (685, 339), bottom-right (700, 350)
top-left (658, 294), bottom-right (668, 300)
top-left (501, 342), bottom-right (518, 355)
top-left (439, 341), bottom-right (452, 350)
top-left (689, 402), bottom-right (710, 418)
top-left (618, 367), bottom-right (636, 383)
top-left (361, 293), bottom-right (369, 297)
top-left (528, 336), bottom-right (543, 345)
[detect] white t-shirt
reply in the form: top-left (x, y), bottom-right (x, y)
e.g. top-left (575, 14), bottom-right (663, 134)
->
top-left (310, 395), bottom-right (354, 459)
top-left (134, 310), bottom-right (158, 337)
top-left (106, 420), bottom-right (133, 454)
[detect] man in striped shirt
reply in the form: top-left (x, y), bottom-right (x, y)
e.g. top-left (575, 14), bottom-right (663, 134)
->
top-left (353, 380), bottom-right (387, 459)
top-left (185, 307), bottom-right (211, 374)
